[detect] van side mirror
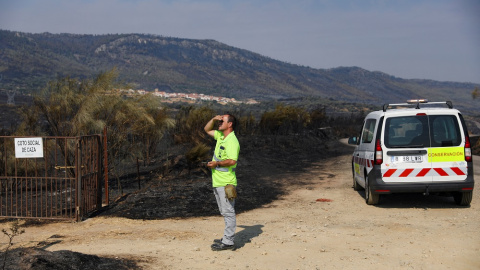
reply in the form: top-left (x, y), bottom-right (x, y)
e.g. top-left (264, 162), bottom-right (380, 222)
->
top-left (348, 137), bottom-right (358, 145)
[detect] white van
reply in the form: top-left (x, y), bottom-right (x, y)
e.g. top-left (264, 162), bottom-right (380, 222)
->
top-left (348, 100), bottom-right (474, 206)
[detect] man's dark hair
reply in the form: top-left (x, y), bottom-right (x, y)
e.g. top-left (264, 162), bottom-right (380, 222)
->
top-left (226, 114), bottom-right (237, 130)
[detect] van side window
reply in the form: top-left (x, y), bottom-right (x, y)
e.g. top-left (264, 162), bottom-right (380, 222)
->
top-left (430, 115), bottom-right (461, 147)
top-left (361, 119), bottom-right (376, 143)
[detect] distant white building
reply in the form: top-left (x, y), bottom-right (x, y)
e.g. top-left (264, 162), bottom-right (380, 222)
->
top-left (124, 87), bottom-right (258, 104)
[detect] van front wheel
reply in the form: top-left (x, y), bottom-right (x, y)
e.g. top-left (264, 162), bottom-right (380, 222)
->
top-left (365, 177), bottom-right (379, 205)
top-left (453, 191), bottom-right (472, 206)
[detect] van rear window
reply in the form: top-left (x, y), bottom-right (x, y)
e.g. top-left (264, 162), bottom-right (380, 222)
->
top-left (384, 115), bottom-right (461, 148)
top-left (430, 115), bottom-right (462, 147)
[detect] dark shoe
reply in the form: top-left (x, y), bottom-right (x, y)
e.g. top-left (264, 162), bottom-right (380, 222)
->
top-left (211, 242), bottom-right (234, 251)
top-left (213, 238), bottom-right (222, 244)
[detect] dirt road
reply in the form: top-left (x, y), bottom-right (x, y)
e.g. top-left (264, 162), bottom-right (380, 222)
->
top-left (11, 149), bottom-right (480, 269)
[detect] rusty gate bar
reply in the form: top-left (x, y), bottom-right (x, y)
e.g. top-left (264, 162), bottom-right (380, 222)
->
top-left (76, 135), bottom-right (103, 221)
top-left (0, 135), bottom-right (104, 221)
top-left (103, 126), bottom-right (109, 206)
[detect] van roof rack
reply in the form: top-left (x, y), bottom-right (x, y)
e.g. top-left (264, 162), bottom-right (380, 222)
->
top-left (382, 100), bottom-right (453, 112)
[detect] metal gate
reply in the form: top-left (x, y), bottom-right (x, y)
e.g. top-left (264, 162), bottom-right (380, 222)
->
top-left (0, 135), bottom-right (106, 222)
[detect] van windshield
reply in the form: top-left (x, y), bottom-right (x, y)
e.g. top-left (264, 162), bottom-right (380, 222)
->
top-left (384, 115), bottom-right (461, 148)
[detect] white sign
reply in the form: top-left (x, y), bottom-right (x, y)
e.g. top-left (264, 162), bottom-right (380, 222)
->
top-left (14, 138), bottom-right (44, 158)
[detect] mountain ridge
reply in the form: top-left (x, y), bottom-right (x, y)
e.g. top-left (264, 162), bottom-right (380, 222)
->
top-left (0, 30), bottom-right (478, 112)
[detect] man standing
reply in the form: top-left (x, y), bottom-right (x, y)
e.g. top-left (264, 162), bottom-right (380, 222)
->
top-left (204, 114), bottom-right (240, 251)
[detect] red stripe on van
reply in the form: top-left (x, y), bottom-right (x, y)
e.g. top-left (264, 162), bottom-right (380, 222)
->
top-left (450, 167), bottom-right (466, 176)
top-left (433, 168), bottom-right (448, 176)
top-left (399, 168), bottom-right (414, 177)
top-left (416, 168), bottom-right (431, 177)
top-left (383, 169), bottom-right (397, 177)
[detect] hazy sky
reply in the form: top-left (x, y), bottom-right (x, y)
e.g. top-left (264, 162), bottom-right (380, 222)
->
top-left (1, 0), bottom-right (479, 84)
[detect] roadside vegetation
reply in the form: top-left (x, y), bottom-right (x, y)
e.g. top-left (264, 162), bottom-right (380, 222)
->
top-left (0, 70), bottom-right (479, 269)
top-left (1, 69), bottom-right (478, 201)
top-left (0, 69), bottom-right (367, 198)
top-left (1, 221), bottom-right (24, 270)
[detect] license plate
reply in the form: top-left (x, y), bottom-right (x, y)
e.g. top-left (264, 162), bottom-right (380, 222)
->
top-left (393, 156), bottom-right (423, 163)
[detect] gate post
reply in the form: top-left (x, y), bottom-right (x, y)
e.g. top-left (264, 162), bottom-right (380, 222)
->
top-left (103, 126), bottom-right (109, 205)
top-left (76, 139), bottom-right (82, 222)
top-left (96, 135), bottom-right (102, 209)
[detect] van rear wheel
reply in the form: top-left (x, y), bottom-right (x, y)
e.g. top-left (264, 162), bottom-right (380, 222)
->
top-left (365, 177), bottom-right (379, 205)
top-left (353, 177), bottom-right (362, 191)
top-left (352, 166), bottom-right (362, 191)
top-left (453, 191), bottom-right (472, 206)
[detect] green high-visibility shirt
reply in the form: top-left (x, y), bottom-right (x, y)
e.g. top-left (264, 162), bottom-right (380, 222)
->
top-left (212, 130), bottom-right (240, 187)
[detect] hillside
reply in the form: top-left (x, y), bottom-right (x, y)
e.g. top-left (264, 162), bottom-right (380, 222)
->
top-left (0, 30), bottom-right (479, 112)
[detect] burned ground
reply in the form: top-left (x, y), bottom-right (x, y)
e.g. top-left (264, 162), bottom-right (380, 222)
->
top-left (1, 133), bottom-right (349, 269)
top-left (99, 133), bottom-right (344, 219)
top-left (1, 247), bottom-right (140, 270)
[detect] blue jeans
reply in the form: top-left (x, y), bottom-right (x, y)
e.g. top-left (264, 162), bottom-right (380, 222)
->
top-left (213, 186), bottom-right (236, 245)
